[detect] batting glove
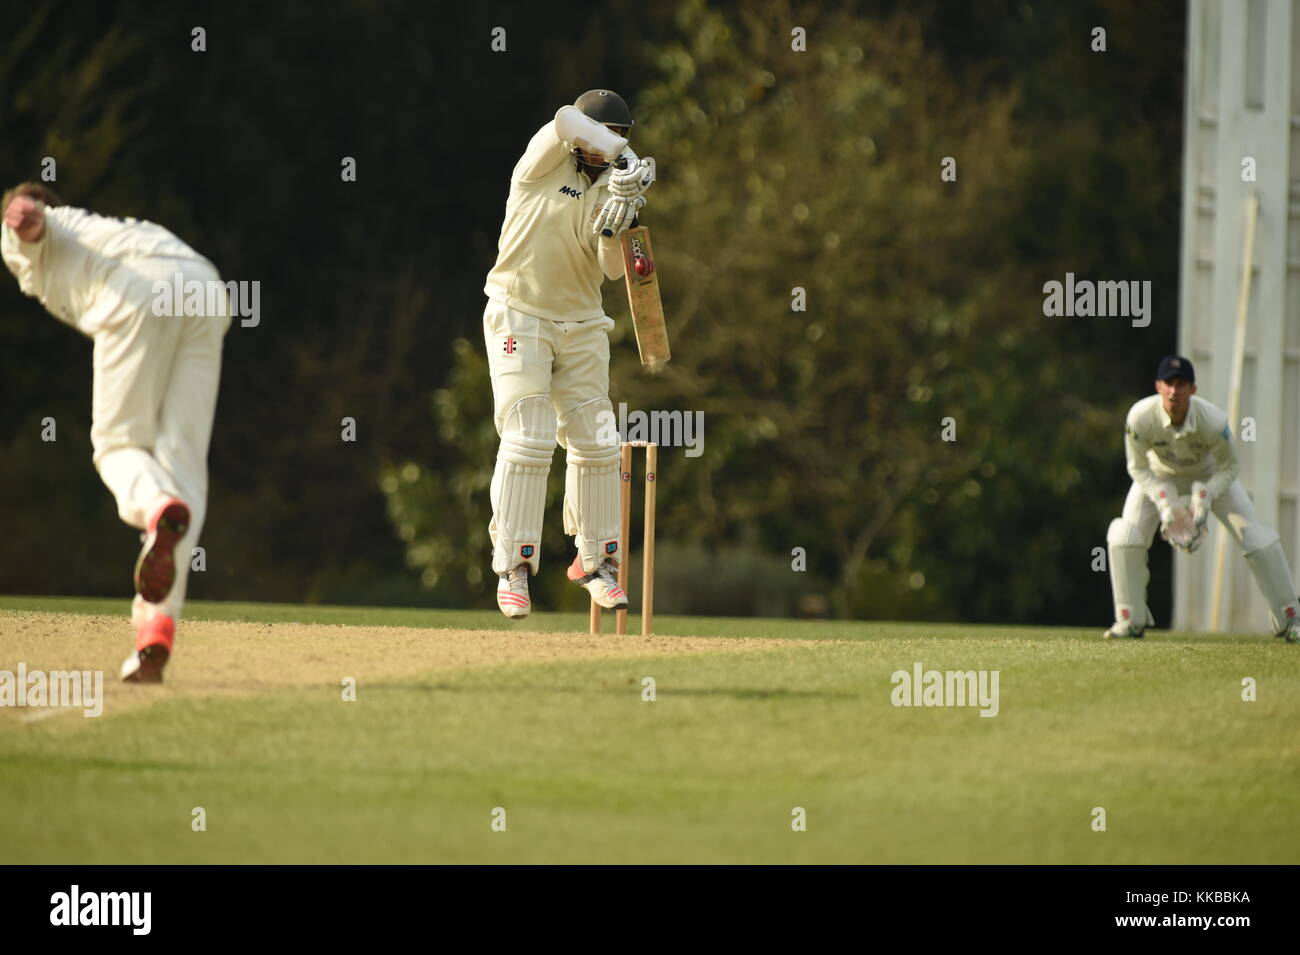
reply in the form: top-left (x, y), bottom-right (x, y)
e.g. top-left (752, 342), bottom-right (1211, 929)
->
top-left (593, 194), bottom-right (645, 237)
top-left (608, 156), bottom-right (654, 199)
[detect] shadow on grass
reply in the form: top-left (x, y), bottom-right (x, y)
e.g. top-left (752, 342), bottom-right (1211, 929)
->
top-left (363, 682), bottom-right (860, 701)
top-left (0, 753), bottom-right (208, 773)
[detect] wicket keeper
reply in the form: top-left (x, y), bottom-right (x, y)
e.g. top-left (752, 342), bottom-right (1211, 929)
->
top-left (482, 90), bottom-right (655, 618)
top-left (1105, 355), bottom-right (1300, 641)
top-left (2, 183), bottom-right (231, 681)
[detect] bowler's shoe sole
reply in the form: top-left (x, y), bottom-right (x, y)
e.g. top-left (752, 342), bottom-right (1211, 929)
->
top-left (134, 500), bottom-right (190, 603)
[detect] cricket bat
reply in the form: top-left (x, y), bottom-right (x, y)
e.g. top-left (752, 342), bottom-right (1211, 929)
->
top-left (620, 225), bottom-right (671, 368)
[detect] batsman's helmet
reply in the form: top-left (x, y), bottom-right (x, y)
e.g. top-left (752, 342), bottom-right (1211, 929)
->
top-left (575, 89), bottom-right (633, 129)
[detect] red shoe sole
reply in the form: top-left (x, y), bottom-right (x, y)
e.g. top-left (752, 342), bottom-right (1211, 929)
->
top-left (134, 501), bottom-right (190, 603)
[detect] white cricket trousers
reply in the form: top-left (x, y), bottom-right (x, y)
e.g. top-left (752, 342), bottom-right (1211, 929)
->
top-left (90, 256), bottom-right (231, 621)
top-left (1114, 476), bottom-right (1299, 631)
top-left (483, 299), bottom-right (618, 575)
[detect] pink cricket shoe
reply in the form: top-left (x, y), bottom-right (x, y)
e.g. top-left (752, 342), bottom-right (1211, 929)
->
top-left (497, 565), bottom-right (531, 619)
top-left (134, 498), bottom-right (190, 604)
top-left (567, 554), bottom-right (627, 610)
top-left (121, 614), bottom-right (176, 683)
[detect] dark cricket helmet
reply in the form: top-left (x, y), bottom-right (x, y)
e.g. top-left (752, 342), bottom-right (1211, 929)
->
top-left (574, 89), bottom-right (633, 130)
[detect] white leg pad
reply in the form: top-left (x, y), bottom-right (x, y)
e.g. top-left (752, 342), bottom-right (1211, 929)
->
top-left (1210, 480), bottom-right (1299, 631)
top-left (1243, 541), bottom-right (1300, 633)
top-left (1209, 478), bottom-right (1280, 554)
top-left (490, 395), bottom-right (556, 575)
top-left (558, 399), bottom-right (621, 573)
top-left (1107, 517), bottom-right (1151, 629)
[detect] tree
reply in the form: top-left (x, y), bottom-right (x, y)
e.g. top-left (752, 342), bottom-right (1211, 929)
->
top-left (386, 1), bottom-right (1122, 619)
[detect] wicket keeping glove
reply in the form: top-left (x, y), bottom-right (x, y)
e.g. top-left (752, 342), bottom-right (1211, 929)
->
top-left (1160, 503), bottom-right (1198, 550)
top-left (1190, 481), bottom-right (1211, 531)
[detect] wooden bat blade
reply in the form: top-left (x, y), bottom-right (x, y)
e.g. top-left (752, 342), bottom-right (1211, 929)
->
top-left (621, 226), bottom-right (671, 368)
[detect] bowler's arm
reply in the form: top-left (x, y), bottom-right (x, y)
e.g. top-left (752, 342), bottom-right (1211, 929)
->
top-left (1, 197), bottom-right (49, 297)
top-left (3, 195), bottom-right (46, 243)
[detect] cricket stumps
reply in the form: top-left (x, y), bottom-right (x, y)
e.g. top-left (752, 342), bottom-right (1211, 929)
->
top-left (590, 441), bottom-right (657, 636)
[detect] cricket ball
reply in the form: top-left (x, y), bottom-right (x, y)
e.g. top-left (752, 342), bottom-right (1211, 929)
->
top-left (633, 255), bottom-right (652, 276)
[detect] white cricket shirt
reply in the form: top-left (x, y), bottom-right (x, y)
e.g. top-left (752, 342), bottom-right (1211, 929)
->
top-left (1124, 393), bottom-right (1239, 504)
top-left (484, 118), bottom-right (626, 323)
top-left (2, 205), bottom-right (211, 337)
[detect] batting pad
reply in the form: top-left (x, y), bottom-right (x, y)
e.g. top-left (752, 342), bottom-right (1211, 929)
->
top-left (490, 396), bottom-right (556, 575)
top-left (559, 399), bottom-right (621, 573)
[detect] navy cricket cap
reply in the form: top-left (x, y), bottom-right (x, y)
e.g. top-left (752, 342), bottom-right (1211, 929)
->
top-left (1156, 355), bottom-right (1195, 383)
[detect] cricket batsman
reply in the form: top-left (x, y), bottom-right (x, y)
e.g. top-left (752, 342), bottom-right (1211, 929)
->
top-left (482, 89), bottom-right (655, 618)
top-left (2, 183), bottom-right (231, 680)
top-left (1105, 355), bottom-right (1300, 641)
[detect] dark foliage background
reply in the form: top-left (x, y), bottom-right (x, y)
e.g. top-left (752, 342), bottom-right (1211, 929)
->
top-left (0, 0), bottom-right (1185, 623)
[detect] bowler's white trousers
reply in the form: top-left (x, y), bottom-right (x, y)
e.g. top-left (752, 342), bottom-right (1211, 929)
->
top-left (90, 256), bottom-right (230, 622)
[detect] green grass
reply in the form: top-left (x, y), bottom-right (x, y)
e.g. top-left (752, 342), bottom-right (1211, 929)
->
top-left (2, 596), bottom-right (1297, 863)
